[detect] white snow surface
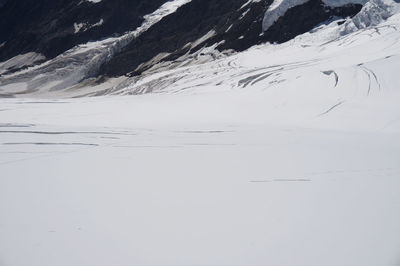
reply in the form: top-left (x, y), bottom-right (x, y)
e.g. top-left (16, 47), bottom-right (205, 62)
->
top-left (74, 19), bottom-right (104, 34)
top-left (1, 4), bottom-right (400, 266)
top-left (349, 0), bottom-right (400, 28)
top-left (0, 52), bottom-right (45, 75)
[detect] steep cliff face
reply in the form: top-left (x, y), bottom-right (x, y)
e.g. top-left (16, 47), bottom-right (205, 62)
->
top-left (0, 0), bottom-right (167, 61)
top-left (0, 0), bottom-right (7, 8)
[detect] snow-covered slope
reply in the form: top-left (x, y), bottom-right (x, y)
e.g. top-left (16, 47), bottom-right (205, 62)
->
top-left (81, 0), bottom-right (400, 103)
top-left (349, 0), bottom-right (400, 28)
top-left (0, 0), bottom-right (192, 96)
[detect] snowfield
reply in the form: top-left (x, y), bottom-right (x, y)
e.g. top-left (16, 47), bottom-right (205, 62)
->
top-left (1, 1), bottom-right (400, 266)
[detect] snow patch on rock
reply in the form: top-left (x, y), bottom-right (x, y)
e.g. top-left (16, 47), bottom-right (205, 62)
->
top-left (74, 19), bottom-right (104, 34)
top-left (0, 52), bottom-right (45, 75)
top-left (240, 0), bottom-right (262, 10)
top-left (323, 0), bottom-right (368, 7)
top-left (262, 0), bottom-right (370, 32)
top-left (262, 0), bottom-right (310, 32)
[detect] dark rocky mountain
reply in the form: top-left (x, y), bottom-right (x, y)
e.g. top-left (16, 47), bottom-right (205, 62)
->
top-left (0, 0), bottom-right (363, 79)
top-left (263, 0), bottom-right (362, 43)
top-left (100, 0), bottom-right (362, 77)
top-left (0, 0), bottom-right (168, 61)
top-left (0, 0), bottom-right (7, 8)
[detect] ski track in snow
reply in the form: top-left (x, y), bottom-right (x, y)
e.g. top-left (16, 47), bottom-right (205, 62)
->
top-left (1, 96), bottom-right (400, 266)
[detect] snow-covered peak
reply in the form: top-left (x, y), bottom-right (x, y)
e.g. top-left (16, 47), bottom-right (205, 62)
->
top-left (347, 0), bottom-right (400, 29)
top-left (288, 0), bottom-right (400, 45)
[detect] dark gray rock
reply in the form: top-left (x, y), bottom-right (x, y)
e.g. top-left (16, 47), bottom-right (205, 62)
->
top-left (99, 0), bottom-right (362, 77)
top-left (0, 0), bottom-right (7, 8)
top-left (0, 0), bottom-right (168, 61)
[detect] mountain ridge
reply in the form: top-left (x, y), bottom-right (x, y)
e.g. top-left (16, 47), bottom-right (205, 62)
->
top-left (1, 0), bottom-right (398, 97)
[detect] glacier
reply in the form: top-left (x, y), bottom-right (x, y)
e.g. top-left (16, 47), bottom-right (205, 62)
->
top-left (0, 1), bottom-right (400, 266)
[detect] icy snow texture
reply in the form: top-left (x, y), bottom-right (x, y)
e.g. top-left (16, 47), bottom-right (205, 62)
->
top-left (346, 0), bottom-right (400, 29)
top-left (0, 52), bottom-right (45, 75)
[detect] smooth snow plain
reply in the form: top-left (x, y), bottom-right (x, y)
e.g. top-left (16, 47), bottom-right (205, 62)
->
top-left (1, 2), bottom-right (400, 266)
